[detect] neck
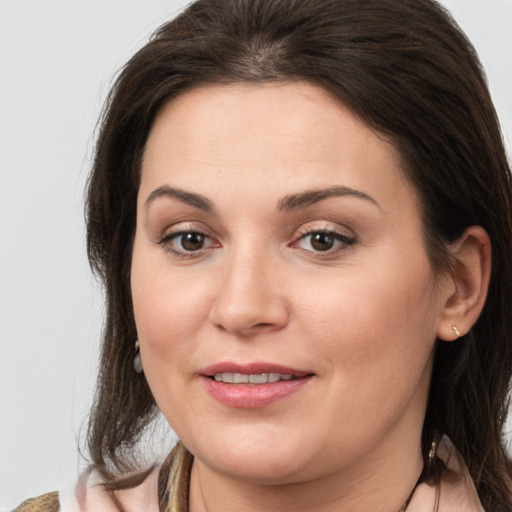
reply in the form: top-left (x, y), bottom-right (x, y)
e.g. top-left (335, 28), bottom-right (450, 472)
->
top-left (188, 434), bottom-right (424, 512)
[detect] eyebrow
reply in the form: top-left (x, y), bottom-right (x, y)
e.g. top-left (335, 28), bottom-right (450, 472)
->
top-left (144, 184), bottom-right (380, 213)
top-left (144, 185), bottom-right (214, 212)
top-left (278, 186), bottom-right (381, 211)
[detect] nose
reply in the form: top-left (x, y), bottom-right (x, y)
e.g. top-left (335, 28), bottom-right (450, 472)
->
top-left (208, 246), bottom-right (289, 337)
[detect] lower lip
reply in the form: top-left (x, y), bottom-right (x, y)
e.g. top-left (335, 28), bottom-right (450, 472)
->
top-left (201, 376), bottom-right (313, 408)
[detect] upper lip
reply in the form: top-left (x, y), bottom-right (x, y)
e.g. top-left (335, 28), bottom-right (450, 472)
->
top-left (200, 361), bottom-right (312, 378)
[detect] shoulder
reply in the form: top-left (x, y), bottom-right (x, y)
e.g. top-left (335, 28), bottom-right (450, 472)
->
top-left (12, 464), bottom-right (161, 512)
top-left (436, 436), bottom-right (486, 511)
top-left (12, 492), bottom-right (60, 512)
top-left (408, 436), bottom-right (486, 512)
top-left (10, 444), bottom-right (191, 512)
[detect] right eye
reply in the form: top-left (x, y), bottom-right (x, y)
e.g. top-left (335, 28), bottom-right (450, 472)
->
top-left (159, 230), bottom-right (217, 257)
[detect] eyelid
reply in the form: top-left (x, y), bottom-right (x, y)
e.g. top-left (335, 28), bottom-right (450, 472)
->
top-left (154, 220), bottom-right (214, 242)
top-left (293, 221), bottom-right (355, 240)
top-left (155, 223), bottom-right (221, 259)
top-left (290, 222), bottom-right (356, 256)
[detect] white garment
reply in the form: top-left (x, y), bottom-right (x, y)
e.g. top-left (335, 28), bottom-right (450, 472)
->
top-left (58, 466), bottom-right (160, 512)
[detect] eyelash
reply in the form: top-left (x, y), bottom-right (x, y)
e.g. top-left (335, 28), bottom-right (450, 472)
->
top-left (157, 230), bottom-right (218, 259)
top-left (291, 229), bottom-right (356, 256)
top-left (157, 227), bottom-right (356, 259)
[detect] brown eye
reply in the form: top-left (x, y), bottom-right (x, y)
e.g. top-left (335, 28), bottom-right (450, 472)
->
top-left (160, 230), bottom-right (216, 256)
top-left (180, 232), bottom-right (206, 251)
top-left (294, 230), bottom-right (355, 254)
top-left (310, 232), bottom-right (335, 251)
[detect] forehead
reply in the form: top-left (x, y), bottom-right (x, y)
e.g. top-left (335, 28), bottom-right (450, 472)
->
top-left (140, 82), bottom-right (416, 214)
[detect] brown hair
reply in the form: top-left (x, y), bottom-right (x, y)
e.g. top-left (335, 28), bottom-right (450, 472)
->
top-left (86, 0), bottom-right (512, 508)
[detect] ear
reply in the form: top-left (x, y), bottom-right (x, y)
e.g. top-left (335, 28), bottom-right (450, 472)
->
top-left (436, 226), bottom-right (491, 341)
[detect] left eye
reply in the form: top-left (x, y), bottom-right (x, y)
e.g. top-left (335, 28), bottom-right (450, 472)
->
top-left (295, 231), bottom-right (354, 252)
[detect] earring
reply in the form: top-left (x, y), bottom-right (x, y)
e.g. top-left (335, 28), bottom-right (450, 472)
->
top-left (428, 439), bottom-right (441, 512)
top-left (133, 340), bottom-right (143, 373)
top-left (428, 439), bottom-right (437, 466)
top-left (452, 326), bottom-right (461, 338)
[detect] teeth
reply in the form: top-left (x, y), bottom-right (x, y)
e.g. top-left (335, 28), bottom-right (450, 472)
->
top-left (248, 374), bottom-right (267, 384)
top-left (213, 372), bottom-right (296, 384)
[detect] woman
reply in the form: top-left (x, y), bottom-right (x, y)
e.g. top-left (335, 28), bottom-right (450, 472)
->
top-left (15, 0), bottom-right (512, 510)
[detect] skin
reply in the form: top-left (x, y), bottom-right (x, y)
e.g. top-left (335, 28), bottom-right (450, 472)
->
top-left (131, 82), bottom-right (488, 512)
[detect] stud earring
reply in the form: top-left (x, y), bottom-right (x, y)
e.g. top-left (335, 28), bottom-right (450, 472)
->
top-left (133, 340), bottom-right (143, 373)
top-left (452, 326), bottom-right (461, 338)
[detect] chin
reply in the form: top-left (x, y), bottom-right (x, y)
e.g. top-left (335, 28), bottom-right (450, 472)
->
top-left (207, 453), bottom-right (310, 485)
top-left (184, 427), bottom-right (314, 483)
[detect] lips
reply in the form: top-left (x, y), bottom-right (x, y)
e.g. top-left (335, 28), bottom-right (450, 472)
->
top-left (200, 362), bottom-right (311, 378)
top-left (199, 362), bottom-right (314, 408)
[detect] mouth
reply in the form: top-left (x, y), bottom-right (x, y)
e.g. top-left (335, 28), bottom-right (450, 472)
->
top-left (199, 362), bottom-right (314, 408)
top-left (200, 362), bottom-right (312, 382)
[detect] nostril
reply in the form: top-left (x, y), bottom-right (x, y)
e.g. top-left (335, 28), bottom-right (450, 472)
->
top-left (253, 322), bottom-right (274, 329)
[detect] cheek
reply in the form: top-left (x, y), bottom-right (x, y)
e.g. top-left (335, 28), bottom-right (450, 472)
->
top-left (130, 258), bottom-right (214, 426)
top-left (130, 249), bottom-right (213, 375)
top-left (288, 260), bottom-right (438, 452)
top-left (293, 255), bottom-right (438, 382)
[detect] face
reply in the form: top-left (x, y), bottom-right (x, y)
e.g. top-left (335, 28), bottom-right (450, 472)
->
top-left (131, 82), bottom-right (447, 485)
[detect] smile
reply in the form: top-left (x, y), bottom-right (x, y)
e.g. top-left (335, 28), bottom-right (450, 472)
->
top-left (213, 372), bottom-right (296, 384)
top-left (200, 363), bottom-right (314, 408)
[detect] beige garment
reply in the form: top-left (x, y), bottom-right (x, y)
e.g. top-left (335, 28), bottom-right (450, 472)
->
top-left (11, 492), bottom-right (59, 512)
top-left (12, 438), bottom-right (485, 512)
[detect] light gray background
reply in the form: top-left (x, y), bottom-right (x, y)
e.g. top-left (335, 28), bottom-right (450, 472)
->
top-left (0, 1), bottom-right (511, 509)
